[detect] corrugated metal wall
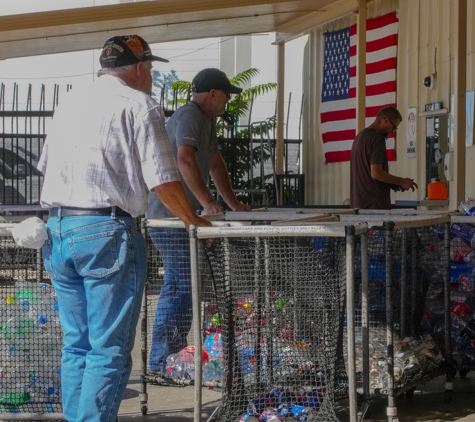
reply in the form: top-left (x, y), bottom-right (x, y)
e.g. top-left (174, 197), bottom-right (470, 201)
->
top-left (302, 0), bottom-right (475, 206)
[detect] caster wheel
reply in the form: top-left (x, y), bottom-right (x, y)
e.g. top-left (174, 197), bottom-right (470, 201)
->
top-left (459, 369), bottom-right (469, 378)
top-left (405, 388), bottom-right (415, 398)
top-left (141, 404), bottom-right (148, 415)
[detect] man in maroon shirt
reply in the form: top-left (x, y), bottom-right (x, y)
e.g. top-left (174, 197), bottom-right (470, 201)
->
top-left (350, 106), bottom-right (418, 209)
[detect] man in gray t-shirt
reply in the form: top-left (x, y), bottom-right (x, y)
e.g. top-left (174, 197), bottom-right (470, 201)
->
top-left (146, 68), bottom-right (252, 374)
top-left (147, 101), bottom-right (219, 217)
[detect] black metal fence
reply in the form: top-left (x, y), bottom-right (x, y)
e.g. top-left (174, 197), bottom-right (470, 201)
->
top-left (0, 83), bottom-right (304, 209)
top-left (215, 135), bottom-right (303, 207)
top-left (0, 83), bottom-right (60, 208)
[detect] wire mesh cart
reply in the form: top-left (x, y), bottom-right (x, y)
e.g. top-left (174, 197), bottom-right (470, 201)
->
top-left (338, 212), bottom-right (452, 422)
top-left (139, 217), bottom-right (228, 416)
top-left (448, 214), bottom-right (475, 379)
top-left (0, 222), bottom-right (64, 421)
top-left (189, 221), bottom-right (368, 422)
top-left (138, 212), bottom-right (346, 415)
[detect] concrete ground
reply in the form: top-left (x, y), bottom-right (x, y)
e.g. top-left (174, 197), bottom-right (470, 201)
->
top-left (117, 324), bottom-right (475, 422)
top-left (118, 368), bottom-right (475, 422)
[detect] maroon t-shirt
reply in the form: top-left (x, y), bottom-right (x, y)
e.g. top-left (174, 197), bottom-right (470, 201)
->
top-left (350, 128), bottom-right (391, 209)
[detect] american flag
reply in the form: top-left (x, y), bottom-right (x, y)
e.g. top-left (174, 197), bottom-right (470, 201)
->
top-left (320, 12), bottom-right (399, 163)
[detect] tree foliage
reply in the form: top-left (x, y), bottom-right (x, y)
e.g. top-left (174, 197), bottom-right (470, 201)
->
top-left (151, 69), bottom-right (180, 104)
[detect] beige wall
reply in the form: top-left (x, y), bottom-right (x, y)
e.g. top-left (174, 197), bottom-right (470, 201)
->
top-left (302, 0), bottom-right (475, 207)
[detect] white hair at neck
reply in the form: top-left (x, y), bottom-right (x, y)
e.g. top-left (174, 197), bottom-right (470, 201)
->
top-left (97, 64), bottom-right (136, 78)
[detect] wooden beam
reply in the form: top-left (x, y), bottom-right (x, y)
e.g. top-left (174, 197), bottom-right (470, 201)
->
top-left (451, 0), bottom-right (467, 210)
top-left (356, 0), bottom-right (366, 133)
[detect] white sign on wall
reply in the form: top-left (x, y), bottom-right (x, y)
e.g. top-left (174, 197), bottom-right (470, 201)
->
top-left (406, 107), bottom-right (417, 157)
top-left (466, 91), bottom-right (474, 147)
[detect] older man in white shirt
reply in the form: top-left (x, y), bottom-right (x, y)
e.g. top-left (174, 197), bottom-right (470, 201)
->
top-left (38, 34), bottom-right (211, 422)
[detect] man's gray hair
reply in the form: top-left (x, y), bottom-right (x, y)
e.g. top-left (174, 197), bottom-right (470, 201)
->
top-left (97, 64), bottom-right (136, 78)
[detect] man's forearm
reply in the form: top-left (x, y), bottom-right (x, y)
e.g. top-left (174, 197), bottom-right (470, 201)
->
top-left (374, 170), bottom-right (403, 186)
top-left (154, 181), bottom-right (203, 225)
top-left (209, 153), bottom-right (241, 209)
top-left (210, 167), bottom-right (239, 208)
top-left (371, 166), bottom-right (417, 191)
top-left (178, 160), bottom-right (216, 208)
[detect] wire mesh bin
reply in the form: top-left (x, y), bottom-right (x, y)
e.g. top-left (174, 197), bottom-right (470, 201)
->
top-left (449, 215), bottom-right (475, 379)
top-left (338, 213), bottom-right (452, 420)
top-left (139, 218), bottom-right (221, 416)
top-left (189, 222), bottom-right (368, 422)
top-left (0, 223), bottom-right (64, 420)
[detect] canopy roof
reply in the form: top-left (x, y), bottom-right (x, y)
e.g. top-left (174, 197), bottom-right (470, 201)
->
top-left (0, 0), bottom-right (356, 60)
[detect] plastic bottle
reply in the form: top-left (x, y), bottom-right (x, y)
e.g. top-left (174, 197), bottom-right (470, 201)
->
top-left (239, 412), bottom-right (260, 421)
top-left (0, 297), bottom-right (18, 327)
top-left (458, 198), bottom-right (475, 216)
top-left (451, 236), bottom-right (475, 263)
top-left (369, 357), bottom-right (381, 388)
top-left (202, 333), bottom-right (223, 363)
top-left (1, 316), bottom-right (36, 340)
top-left (451, 302), bottom-right (473, 320)
top-left (451, 223), bottom-right (475, 249)
top-left (459, 317), bottom-right (475, 341)
top-left (419, 244), bottom-right (442, 280)
top-left (294, 406), bottom-right (318, 421)
top-left (420, 313), bottom-right (433, 332)
top-left (202, 360), bottom-right (223, 382)
top-left (0, 392), bottom-right (30, 407)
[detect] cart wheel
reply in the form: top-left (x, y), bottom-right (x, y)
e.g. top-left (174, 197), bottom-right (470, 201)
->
top-left (405, 388), bottom-right (415, 398)
top-left (444, 389), bottom-right (452, 403)
top-left (141, 404), bottom-right (148, 415)
top-left (459, 369), bottom-right (469, 378)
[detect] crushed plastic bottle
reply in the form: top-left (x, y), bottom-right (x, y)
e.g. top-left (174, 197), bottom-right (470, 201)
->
top-left (419, 244), bottom-right (442, 281)
top-left (458, 198), bottom-right (475, 216)
top-left (0, 392), bottom-right (30, 408)
top-left (165, 346), bottom-right (209, 379)
top-left (451, 223), bottom-right (475, 249)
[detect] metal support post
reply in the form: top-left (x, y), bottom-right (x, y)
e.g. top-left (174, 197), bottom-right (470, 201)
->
top-left (139, 218), bottom-right (148, 415)
top-left (360, 231), bottom-right (372, 421)
top-left (443, 222), bottom-right (453, 403)
top-left (384, 222), bottom-right (398, 422)
top-left (346, 225), bottom-right (357, 422)
top-left (190, 225), bottom-right (203, 422)
top-left (400, 229), bottom-right (407, 337)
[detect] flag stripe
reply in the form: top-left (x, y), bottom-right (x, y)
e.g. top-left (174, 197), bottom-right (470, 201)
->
top-left (324, 151), bottom-right (352, 162)
top-left (322, 129), bottom-right (356, 143)
top-left (366, 11), bottom-right (399, 30)
top-left (320, 12), bottom-right (399, 163)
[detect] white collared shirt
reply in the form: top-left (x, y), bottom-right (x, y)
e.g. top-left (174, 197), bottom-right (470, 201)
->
top-left (37, 76), bottom-right (180, 217)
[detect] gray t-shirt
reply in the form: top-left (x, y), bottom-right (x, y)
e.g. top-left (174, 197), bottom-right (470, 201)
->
top-left (146, 102), bottom-right (219, 218)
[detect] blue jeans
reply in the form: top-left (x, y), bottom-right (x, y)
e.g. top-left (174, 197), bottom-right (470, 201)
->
top-left (42, 215), bottom-right (146, 422)
top-left (148, 227), bottom-right (191, 373)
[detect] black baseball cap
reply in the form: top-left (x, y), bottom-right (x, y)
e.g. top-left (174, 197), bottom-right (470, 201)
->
top-left (192, 68), bottom-right (243, 95)
top-left (100, 35), bottom-right (169, 68)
